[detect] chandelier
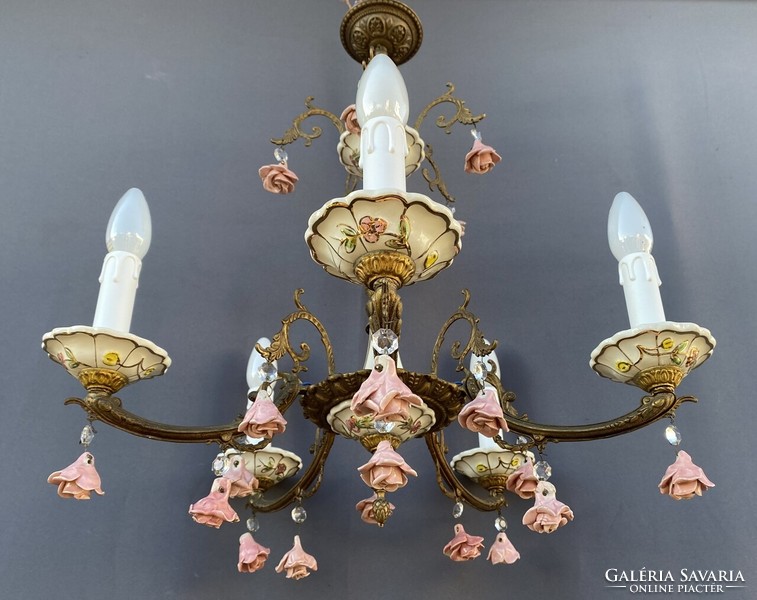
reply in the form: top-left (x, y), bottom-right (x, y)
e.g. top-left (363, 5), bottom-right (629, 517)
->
top-left (42, 0), bottom-right (717, 579)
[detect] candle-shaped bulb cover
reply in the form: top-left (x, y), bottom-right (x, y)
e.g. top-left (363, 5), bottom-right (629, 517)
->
top-left (355, 53), bottom-right (409, 126)
top-left (608, 192), bottom-right (653, 261)
top-left (246, 337), bottom-right (275, 393)
top-left (106, 188), bottom-right (152, 259)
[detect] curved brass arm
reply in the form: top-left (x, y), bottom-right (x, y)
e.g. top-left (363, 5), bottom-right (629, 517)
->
top-left (271, 97), bottom-right (345, 148)
top-left (64, 372), bottom-right (302, 450)
top-left (250, 429), bottom-right (336, 513)
top-left (501, 393), bottom-right (697, 450)
top-left (425, 431), bottom-right (506, 512)
top-left (413, 83), bottom-right (485, 134)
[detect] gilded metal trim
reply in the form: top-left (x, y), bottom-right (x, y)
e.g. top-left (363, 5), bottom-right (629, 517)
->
top-left (354, 250), bottom-right (416, 289)
top-left (632, 366), bottom-right (685, 394)
top-left (78, 368), bottom-right (129, 394)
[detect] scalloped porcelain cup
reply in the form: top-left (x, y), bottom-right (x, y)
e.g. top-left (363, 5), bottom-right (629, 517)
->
top-left (337, 125), bottom-right (425, 178)
top-left (240, 447), bottom-right (302, 489)
top-left (42, 326), bottom-right (171, 384)
top-left (305, 190), bottom-right (462, 285)
top-left (589, 322), bottom-right (715, 386)
top-left (451, 448), bottom-right (534, 482)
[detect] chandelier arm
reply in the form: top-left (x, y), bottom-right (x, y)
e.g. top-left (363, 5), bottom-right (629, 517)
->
top-left (420, 143), bottom-right (455, 205)
top-left (412, 83), bottom-right (486, 134)
top-left (430, 289), bottom-right (497, 376)
top-left (425, 431), bottom-right (507, 512)
top-left (270, 97), bottom-right (345, 148)
top-left (255, 289), bottom-right (336, 376)
top-left (248, 429), bottom-right (336, 513)
top-left (501, 393), bottom-right (697, 447)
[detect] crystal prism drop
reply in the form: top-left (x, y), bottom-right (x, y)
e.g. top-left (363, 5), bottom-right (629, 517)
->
top-left (534, 460), bottom-right (552, 481)
top-left (79, 424), bottom-right (95, 446)
top-left (495, 515), bottom-right (508, 532)
top-left (373, 419), bottom-right (395, 434)
top-left (212, 453), bottom-right (227, 476)
top-left (471, 360), bottom-right (488, 382)
top-left (274, 147), bottom-right (288, 163)
top-left (516, 436), bottom-right (529, 446)
top-left (470, 128), bottom-right (482, 140)
top-left (452, 501), bottom-right (464, 518)
top-left (246, 516), bottom-right (259, 533)
top-left (665, 425), bottom-right (682, 446)
top-left (291, 505), bottom-right (307, 524)
top-left (371, 328), bottom-right (399, 355)
top-left (258, 362), bottom-right (278, 383)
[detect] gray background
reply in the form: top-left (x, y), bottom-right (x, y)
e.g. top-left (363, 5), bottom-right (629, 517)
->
top-left (1, 0), bottom-right (755, 598)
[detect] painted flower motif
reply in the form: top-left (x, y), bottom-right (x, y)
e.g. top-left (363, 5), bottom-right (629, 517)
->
top-left (522, 481), bottom-right (574, 534)
top-left (237, 533), bottom-right (270, 573)
top-left (102, 352), bottom-right (120, 366)
top-left (685, 347), bottom-right (700, 369)
top-left (238, 389), bottom-right (287, 439)
top-left (358, 439), bottom-right (417, 492)
top-left (223, 454), bottom-right (259, 498)
top-left (464, 138), bottom-right (501, 174)
top-left (47, 452), bottom-right (104, 500)
top-left (661, 337), bottom-right (674, 350)
top-left (188, 477), bottom-right (240, 528)
top-left (616, 361), bottom-right (632, 373)
top-left (259, 163), bottom-right (299, 194)
top-left (487, 532), bottom-right (521, 565)
top-left (658, 450), bottom-right (714, 500)
top-left (355, 493), bottom-right (395, 526)
top-left (358, 215), bottom-right (388, 243)
top-left (275, 535), bottom-right (318, 580)
top-left (457, 388), bottom-right (509, 438)
top-left (442, 523), bottom-right (485, 561)
top-left (340, 104), bottom-right (361, 134)
top-left (505, 459), bottom-right (539, 499)
top-left (351, 355), bottom-right (424, 423)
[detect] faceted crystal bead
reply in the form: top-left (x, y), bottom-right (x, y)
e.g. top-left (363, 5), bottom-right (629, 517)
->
top-left (274, 147), bottom-right (288, 163)
top-left (495, 515), bottom-right (508, 532)
top-left (246, 516), bottom-right (260, 533)
top-left (665, 424), bottom-right (682, 446)
top-left (373, 419), bottom-right (395, 434)
top-left (258, 362), bottom-right (278, 383)
top-left (470, 128), bottom-right (482, 141)
top-left (471, 360), bottom-right (488, 382)
top-left (212, 453), bottom-right (227, 476)
top-left (371, 328), bottom-right (399, 355)
top-left (534, 460), bottom-right (552, 481)
top-left (516, 436), bottom-right (529, 446)
top-left (291, 505), bottom-right (307, 524)
top-left (452, 501), bottom-right (464, 518)
top-left (79, 424), bottom-right (95, 446)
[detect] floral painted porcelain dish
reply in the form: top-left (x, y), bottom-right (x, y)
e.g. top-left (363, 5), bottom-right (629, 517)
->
top-left (42, 325), bottom-right (171, 385)
top-left (589, 322), bottom-right (715, 387)
top-left (327, 399), bottom-right (436, 444)
top-left (240, 447), bottom-right (302, 490)
top-left (305, 189), bottom-right (462, 285)
top-left (337, 125), bottom-right (425, 179)
top-left (451, 448), bottom-right (534, 484)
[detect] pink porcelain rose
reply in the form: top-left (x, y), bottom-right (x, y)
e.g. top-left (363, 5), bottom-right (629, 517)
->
top-left (237, 533), bottom-right (270, 573)
top-left (487, 532), bottom-right (520, 565)
top-left (464, 138), bottom-right (501, 174)
top-left (275, 535), bottom-right (318, 580)
top-left (259, 163), bottom-right (298, 194)
top-left (355, 493), bottom-right (395, 526)
top-left (505, 459), bottom-right (539, 499)
top-left (443, 523), bottom-right (485, 562)
top-left (188, 477), bottom-right (240, 528)
top-left (351, 355), bottom-right (424, 423)
top-left (358, 439), bottom-right (417, 492)
top-left (340, 104), bottom-right (361, 134)
top-left (522, 481), bottom-right (574, 534)
top-left (223, 453), bottom-right (259, 498)
top-left (238, 389), bottom-right (287, 439)
top-left (457, 388), bottom-right (509, 438)
top-left (47, 452), bottom-right (104, 500)
top-left (658, 450), bottom-right (715, 500)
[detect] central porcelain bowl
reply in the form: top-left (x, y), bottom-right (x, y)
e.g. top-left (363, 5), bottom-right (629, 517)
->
top-left (305, 189), bottom-right (463, 286)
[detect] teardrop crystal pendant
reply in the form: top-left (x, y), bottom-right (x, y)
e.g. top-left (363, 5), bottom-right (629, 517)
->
top-left (258, 362), bottom-right (278, 383)
top-left (291, 505), bottom-right (307, 524)
top-left (452, 501), bottom-right (464, 518)
top-left (274, 147), bottom-right (288, 163)
top-left (212, 453), bottom-right (227, 476)
top-left (495, 515), bottom-right (508, 532)
top-left (79, 424), bottom-right (96, 447)
top-left (246, 515), bottom-right (260, 533)
top-left (665, 424), bottom-right (682, 446)
top-left (371, 328), bottom-right (399, 355)
top-left (373, 419), bottom-right (395, 434)
top-left (534, 460), bottom-right (552, 481)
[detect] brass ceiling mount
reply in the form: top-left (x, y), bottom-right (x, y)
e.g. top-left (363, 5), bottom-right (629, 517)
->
top-left (340, 0), bottom-right (423, 66)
